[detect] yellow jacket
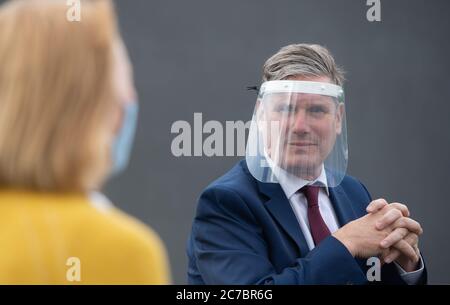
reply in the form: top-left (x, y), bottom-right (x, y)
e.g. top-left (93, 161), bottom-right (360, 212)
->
top-left (0, 189), bottom-right (171, 284)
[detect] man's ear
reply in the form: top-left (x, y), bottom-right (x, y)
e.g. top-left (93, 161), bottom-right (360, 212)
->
top-left (255, 99), bottom-right (272, 152)
top-left (255, 99), bottom-right (261, 112)
top-left (335, 103), bottom-right (345, 135)
top-left (255, 99), bottom-right (264, 123)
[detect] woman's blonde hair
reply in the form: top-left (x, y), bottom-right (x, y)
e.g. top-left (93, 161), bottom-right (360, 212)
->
top-left (0, 0), bottom-right (119, 192)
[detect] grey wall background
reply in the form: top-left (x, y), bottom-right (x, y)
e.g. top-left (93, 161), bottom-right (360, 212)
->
top-left (22, 0), bottom-right (446, 284)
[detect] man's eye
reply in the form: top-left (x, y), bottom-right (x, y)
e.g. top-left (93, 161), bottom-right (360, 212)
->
top-left (308, 106), bottom-right (327, 114)
top-left (276, 105), bottom-right (295, 113)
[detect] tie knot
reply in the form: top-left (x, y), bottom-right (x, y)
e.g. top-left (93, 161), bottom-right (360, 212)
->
top-left (301, 185), bottom-right (320, 208)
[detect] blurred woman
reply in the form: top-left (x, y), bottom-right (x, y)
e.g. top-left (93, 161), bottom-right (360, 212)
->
top-left (0, 0), bottom-right (170, 284)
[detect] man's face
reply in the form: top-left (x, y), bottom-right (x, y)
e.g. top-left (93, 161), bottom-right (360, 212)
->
top-left (260, 76), bottom-right (344, 179)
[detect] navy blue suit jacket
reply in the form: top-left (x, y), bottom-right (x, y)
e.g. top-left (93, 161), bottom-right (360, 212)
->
top-left (187, 160), bottom-right (427, 284)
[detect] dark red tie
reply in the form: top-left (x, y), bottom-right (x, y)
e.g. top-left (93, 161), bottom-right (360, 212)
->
top-left (301, 185), bottom-right (331, 246)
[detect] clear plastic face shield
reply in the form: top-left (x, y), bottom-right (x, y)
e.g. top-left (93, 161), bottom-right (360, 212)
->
top-left (245, 80), bottom-right (347, 187)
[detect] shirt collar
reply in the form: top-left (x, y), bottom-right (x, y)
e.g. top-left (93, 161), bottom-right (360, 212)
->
top-left (264, 155), bottom-right (329, 199)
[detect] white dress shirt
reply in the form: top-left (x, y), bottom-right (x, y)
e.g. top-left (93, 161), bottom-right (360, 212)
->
top-left (266, 158), bottom-right (424, 284)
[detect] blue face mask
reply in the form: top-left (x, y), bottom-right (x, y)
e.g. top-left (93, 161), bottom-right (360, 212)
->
top-left (110, 102), bottom-right (139, 176)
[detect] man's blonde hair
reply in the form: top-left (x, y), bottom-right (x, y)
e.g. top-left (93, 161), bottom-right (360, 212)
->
top-left (262, 43), bottom-right (345, 86)
top-left (0, 0), bottom-right (119, 192)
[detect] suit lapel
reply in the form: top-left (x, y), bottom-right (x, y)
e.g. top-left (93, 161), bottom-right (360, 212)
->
top-left (255, 176), bottom-right (361, 257)
top-left (246, 161), bottom-right (363, 260)
top-left (328, 184), bottom-right (359, 227)
top-left (329, 184), bottom-right (369, 272)
top-left (258, 181), bottom-right (310, 256)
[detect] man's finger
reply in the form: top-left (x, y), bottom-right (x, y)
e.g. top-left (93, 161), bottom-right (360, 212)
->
top-left (366, 198), bottom-right (388, 213)
top-left (376, 208), bottom-right (403, 230)
top-left (380, 228), bottom-right (409, 249)
top-left (387, 240), bottom-right (418, 264)
top-left (381, 248), bottom-right (401, 263)
top-left (403, 232), bottom-right (419, 247)
top-left (404, 233), bottom-right (421, 258)
top-left (387, 202), bottom-right (410, 217)
top-left (414, 245), bottom-right (421, 258)
top-left (392, 217), bottom-right (423, 235)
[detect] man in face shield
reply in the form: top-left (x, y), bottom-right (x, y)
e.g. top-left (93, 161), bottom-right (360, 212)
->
top-left (256, 76), bottom-right (346, 183)
top-left (187, 44), bottom-right (426, 285)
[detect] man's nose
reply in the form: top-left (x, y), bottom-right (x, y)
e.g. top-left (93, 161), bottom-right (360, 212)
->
top-left (291, 109), bottom-right (311, 134)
